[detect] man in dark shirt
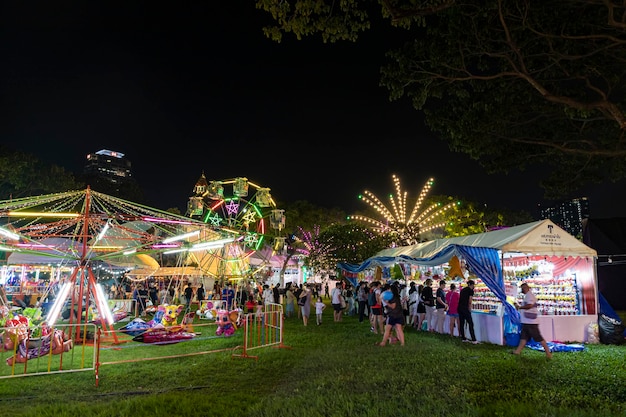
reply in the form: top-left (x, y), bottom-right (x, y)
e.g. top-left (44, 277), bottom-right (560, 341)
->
top-left (222, 283), bottom-right (235, 310)
top-left (184, 283), bottom-right (194, 310)
top-left (458, 280), bottom-right (478, 343)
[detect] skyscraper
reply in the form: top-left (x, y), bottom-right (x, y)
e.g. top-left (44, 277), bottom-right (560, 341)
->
top-left (540, 198), bottom-right (590, 238)
top-left (83, 149), bottom-right (132, 183)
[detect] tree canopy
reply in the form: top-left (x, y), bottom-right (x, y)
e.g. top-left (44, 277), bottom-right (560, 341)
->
top-left (256, 0), bottom-right (626, 199)
top-left (0, 146), bottom-right (83, 199)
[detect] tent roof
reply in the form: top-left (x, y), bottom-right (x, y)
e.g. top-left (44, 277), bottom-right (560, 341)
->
top-left (339, 219), bottom-right (596, 273)
top-left (379, 219), bottom-right (596, 259)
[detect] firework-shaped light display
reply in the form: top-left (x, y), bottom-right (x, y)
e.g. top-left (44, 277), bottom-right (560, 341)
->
top-left (348, 175), bottom-right (458, 245)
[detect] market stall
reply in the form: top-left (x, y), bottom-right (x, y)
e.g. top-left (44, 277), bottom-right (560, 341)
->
top-left (338, 219), bottom-right (598, 344)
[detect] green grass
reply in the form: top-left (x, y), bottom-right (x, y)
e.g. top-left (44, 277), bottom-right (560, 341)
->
top-left (1, 307), bottom-right (625, 417)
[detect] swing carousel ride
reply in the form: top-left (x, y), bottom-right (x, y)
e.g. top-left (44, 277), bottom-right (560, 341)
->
top-left (0, 186), bottom-right (254, 335)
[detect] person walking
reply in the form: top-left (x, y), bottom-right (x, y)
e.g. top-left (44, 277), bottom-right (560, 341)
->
top-left (511, 283), bottom-right (552, 359)
top-left (314, 296), bottom-right (326, 325)
top-left (446, 282), bottom-right (460, 336)
top-left (379, 286), bottom-right (405, 347)
top-left (433, 279), bottom-right (448, 334)
top-left (458, 280), bottom-right (479, 344)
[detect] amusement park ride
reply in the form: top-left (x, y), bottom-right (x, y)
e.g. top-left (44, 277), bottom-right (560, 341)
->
top-left (186, 174), bottom-right (287, 283)
top-left (0, 186), bottom-right (249, 340)
top-left (0, 176), bottom-right (287, 343)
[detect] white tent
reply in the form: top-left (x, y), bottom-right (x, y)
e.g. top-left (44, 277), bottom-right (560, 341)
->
top-left (338, 220), bottom-right (598, 344)
top-left (340, 220), bottom-right (596, 273)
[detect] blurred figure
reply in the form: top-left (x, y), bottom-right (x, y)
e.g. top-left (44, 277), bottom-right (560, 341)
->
top-left (458, 280), bottom-right (478, 344)
top-left (433, 279), bottom-right (448, 334)
top-left (299, 285), bottom-right (312, 326)
top-left (446, 283), bottom-right (460, 336)
top-left (314, 296), bottom-right (326, 325)
top-left (512, 283), bottom-right (552, 358)
top-left (379, 285), bottom-right (405, 347)
top-left (422, 278), bottom-right (436, 331)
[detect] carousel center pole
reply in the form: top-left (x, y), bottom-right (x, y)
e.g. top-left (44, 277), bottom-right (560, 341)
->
top-left (71, 187), bottom-right (118, 343)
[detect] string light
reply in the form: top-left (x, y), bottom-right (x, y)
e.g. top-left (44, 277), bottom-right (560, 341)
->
top-left (348, 175), bottom-right (459, 245)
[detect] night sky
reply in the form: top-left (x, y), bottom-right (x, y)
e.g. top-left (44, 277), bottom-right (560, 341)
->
top-left (2, 2), bottom-right (625, 219)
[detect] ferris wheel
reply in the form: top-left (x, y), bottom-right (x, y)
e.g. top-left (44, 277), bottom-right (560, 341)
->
top-left (187, 175), bottom-right (286, 280)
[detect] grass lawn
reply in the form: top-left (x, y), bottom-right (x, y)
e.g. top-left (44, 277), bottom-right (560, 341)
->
top-left (1, 306), bottom-right (625, 417)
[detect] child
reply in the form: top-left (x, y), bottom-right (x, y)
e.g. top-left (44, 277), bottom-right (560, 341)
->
top-left (314, 296), bottom-right (326, 325)
top-left (255, 300), bottom-right (264, 322)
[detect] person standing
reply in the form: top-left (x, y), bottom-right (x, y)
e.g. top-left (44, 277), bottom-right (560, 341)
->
top-left (183, 282), bottom-right (193, 307)
top-left (148, 283), bottom-right (159, 308)
top-left (345, 285), bottom-right (355, 316)
top-left (369, 281), bottom-right (385, 334)
top-left (331, 281), bottom-right (343, 322)
top-left (458, 280), bottom-right (478, 343)
top-left (222, 282), bottom-right (235, 310)
top-left (512, 283), bottom-right (552, 359)
top-left (196, 284), bottom-right (205, 305)
top-left (272, 284), bottom-right (280, 304)
top-left (0, 284), bottom-right (9, 307)
top-left (422, 278), bottom-right (436, 332)
top-left (408, 282), bottom-right (419, 328)
top-left (357, 281), bottom-right (369, 323)
top-left (262, 284), bottom-right (273, 307)
top-left (324, 282), bottom-right (330, 299)
top-left (299, 285), bottom-right (312, 326)
top-left (314, 296), bottom-right (326, 325)
top-left (446, 282), bottom-right (460, 336)
top-left (433, 279), bottom-right (448, 334)
top-left (416, 284), bottom-right (426, 330)
top-left (285, 285), bottom-right (296, 318)
top-left (294, 284), bottom-right (303, 319)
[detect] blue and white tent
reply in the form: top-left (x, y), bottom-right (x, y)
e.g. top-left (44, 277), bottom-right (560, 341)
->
top-left (338, 219), bottom-right (598, 336)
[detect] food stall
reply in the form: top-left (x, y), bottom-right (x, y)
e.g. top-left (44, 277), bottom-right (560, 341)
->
top-left (338, 219), bottom-right (598, 344)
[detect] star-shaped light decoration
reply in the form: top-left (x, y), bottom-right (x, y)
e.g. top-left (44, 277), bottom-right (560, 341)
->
top-left (206, 213), bottom-right (223, 227)
top-left (225, 200), bottom-right (239, 216)
top-left (244, 233), bottom-right (259, 247)
top-left (241, 210), bottom-right (257, 230)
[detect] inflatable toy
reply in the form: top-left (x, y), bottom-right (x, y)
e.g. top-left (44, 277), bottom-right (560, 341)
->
top-left (3, 314), bottom-right (73, 365)
top-left (132, 325), bottom-right (196, 345)
top-left (382, 290), bottom-right (393, 302)
top-left (215, 308), bottom-right (243, 337)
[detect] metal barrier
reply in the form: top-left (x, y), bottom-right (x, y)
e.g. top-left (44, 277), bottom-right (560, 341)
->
top-left (232, 303), bottom-right (291, 360)
top-left (0, 303), bottom-right (289, 385)
top-left (0, 322), bottom-right (97, 380)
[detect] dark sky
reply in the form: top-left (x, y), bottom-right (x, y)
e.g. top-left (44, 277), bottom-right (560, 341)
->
top-left (2, 2), bottom-right (625, 219)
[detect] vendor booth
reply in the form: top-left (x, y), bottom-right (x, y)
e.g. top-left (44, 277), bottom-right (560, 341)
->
top-left (338, 219), bottom-right (598, 345)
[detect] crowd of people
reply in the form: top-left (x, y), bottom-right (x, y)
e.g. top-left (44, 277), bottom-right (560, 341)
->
top-left (308, 276), bottom-right (484, 346)
top-left (91, 275), bottom-right (551, 356)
